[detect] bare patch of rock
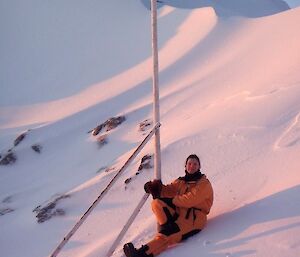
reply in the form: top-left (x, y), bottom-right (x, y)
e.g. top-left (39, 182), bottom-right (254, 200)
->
top-left (90, 116), bottom-right (126, 136)
top-left (0, 208), bottom-right (14, 216)
top-left (33, 194), bottom-right (71, 223)
top-left (139, 119), bottom-right (153, 132)
top-left (14, 132), bottom-right (27, 147)
top-left (137, 154), bottom-right (153, 173)
top-left (0, 152), bottom-right (17, 165)
top-left (31, 144), bottom-right (42, 153)
top-left (124, 154), bottom-right (153, 187)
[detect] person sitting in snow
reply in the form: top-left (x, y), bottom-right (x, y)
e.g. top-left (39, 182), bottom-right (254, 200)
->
top-left (123, 154), bottom-right (214, 257)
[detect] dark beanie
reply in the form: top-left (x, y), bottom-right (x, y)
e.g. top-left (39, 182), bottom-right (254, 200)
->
top-left (185, 154), bottom-right (201, 166)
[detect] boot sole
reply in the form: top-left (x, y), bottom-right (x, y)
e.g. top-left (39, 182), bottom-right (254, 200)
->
top-left (123, 243), bottom-right (136, 257)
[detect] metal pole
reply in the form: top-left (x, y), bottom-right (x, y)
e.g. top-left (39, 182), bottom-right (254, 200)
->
top-left (151, 0), bottom-right (162, 180)
top-left (49, 123), bottom-right (160, 257)
top-left (106, 193), bottom-right (150, 257)
top-left (105, 4), bottom-right (163, 255)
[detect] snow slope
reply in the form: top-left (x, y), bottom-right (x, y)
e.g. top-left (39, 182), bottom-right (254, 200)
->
top-left (141, 0), bottom-right (290, 17)
top-left (1, 1), bottom-right (300, 257)
top-left (285, 0), bottom-right (300, 7)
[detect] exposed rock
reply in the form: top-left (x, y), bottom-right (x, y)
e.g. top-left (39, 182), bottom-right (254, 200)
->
top-left (31, 144), bottom-right (42, 153)
top-left (137, 154), bottom-right (153, 173)
top-left (0, 208), bottom-right (14, 216)
top-left (124, 177), bottom-right (132, 184)
top-left (2, 196), bottom-right (13, 203)
top-left (124, 154), bottom-right (153, 187)
top-left (33, 194), bottom-right (70, 223)
top-left (54, 208), bottom-right (65, 216)
top-left (105, 166), bottom-right (116, 173)
top-left (0, 152), bottom-right (17, 165)
top-left (91, 116), bottom-right (126, 136)
top-left (14, 132), bottom-right (27, 146)
top-left (139, 119), bottom-right (153, 132)
top-left (105, 116), bottom-right (126, 131)
top-left (34, 202), bottom-right (56, 223)
top-left (96, 166), bottom-right (107, 173)
top-left (96, 166), bottom-right (116, 173)
top-left (91, 124), bottom-right (104, 136)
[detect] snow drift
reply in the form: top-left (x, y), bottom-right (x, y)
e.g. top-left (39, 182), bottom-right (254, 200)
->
top-left (0, 1), bottom-right (300, 257)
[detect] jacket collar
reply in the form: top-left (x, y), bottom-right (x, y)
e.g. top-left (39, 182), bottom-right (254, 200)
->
top-left (179, 171), bottom-right (204, 182)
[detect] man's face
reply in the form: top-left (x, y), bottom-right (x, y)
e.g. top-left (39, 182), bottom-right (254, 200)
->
top-left (185, 158), bottom-right (200, 174)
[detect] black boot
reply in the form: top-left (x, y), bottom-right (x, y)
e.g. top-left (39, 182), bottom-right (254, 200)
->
top-left (123, 243), bottom-right (153, 257)
top-left (123, 243), bottom-right (138, 257)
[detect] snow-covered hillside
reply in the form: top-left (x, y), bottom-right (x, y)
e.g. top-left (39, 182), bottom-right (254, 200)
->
top-left (286, 0), bottom-right (300, 7)
top-left (1, 1), bottom-right (300, 257)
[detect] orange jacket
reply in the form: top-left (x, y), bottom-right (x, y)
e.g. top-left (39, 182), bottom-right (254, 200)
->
top-left (160, 174), bottom-right (213, 221)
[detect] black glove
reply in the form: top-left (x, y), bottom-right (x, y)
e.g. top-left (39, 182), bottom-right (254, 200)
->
top-left (144, 179), bottom-right (162, 199)
top-left (144, 181), bottom-right (152, 194)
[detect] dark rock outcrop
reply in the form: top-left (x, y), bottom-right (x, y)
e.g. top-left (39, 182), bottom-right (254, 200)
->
top-left (137, 154), bottom-right (153, 173)
top-left (14, 132), bottom-right (27, 147)
top-left (2, 196), bottom-right (13, 203)
top-left (0, 208), bottom-right (14, 216)
top-left (31, 144), bottom-right (42, 153)
top-left (91, 116), bottom-right (126, 136)
top-left (33, 194), bottom-right (70, 223)
top-left (0, 152), bottom-right (17, 165)
top-left (139, 119), bottom-right (153, 132)
top-left (124, 154), bottom-right (153, 186)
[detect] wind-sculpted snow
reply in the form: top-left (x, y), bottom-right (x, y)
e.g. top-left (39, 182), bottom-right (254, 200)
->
top-left (0, 7), bottom-right (217, 129)
top-left (274, 111), bottom-right (300, 149)
top-left (141, 0), bottom-right (290, 17)
top-left (0, 1), bottom-right (300, 257)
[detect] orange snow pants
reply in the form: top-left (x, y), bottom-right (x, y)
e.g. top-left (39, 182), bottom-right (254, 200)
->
top-left (145, 199), bottom-right (206, 256)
